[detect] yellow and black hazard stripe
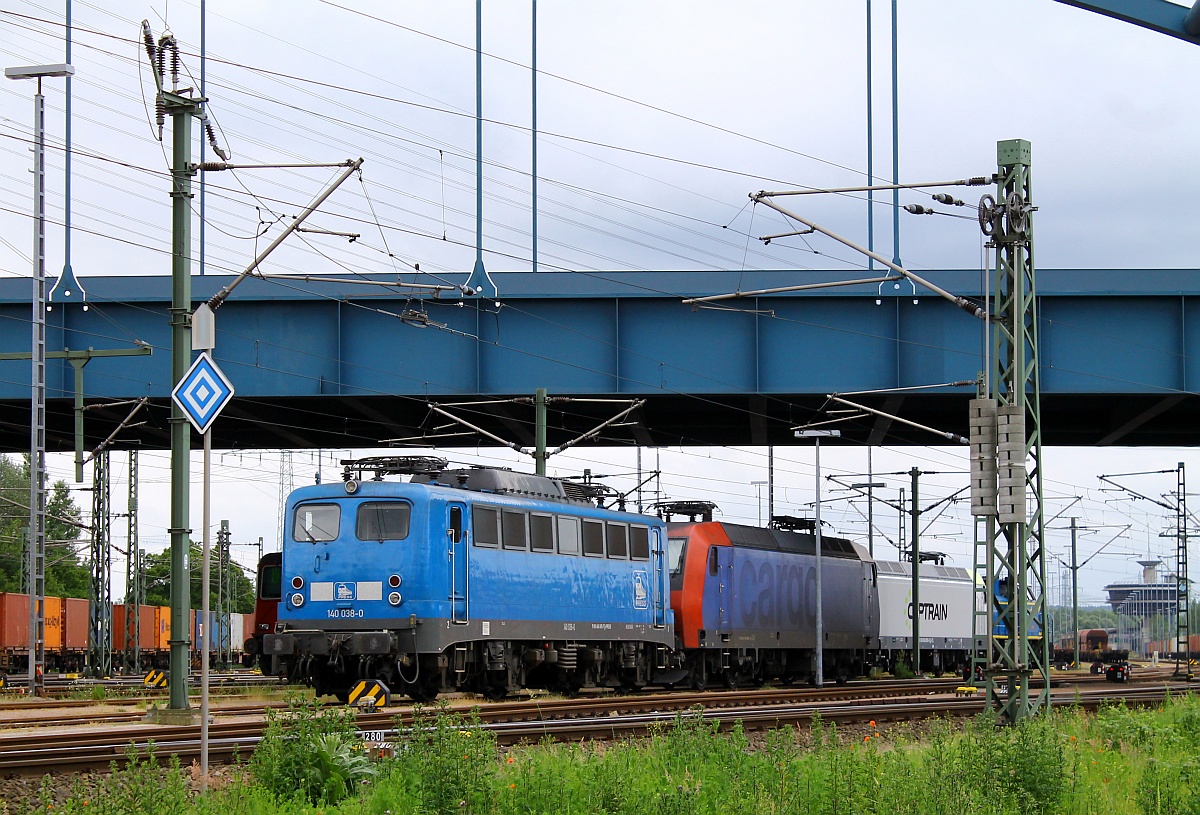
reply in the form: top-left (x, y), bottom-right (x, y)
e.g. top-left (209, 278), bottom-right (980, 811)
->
top-left (347, 679), bottom-right (390, 708)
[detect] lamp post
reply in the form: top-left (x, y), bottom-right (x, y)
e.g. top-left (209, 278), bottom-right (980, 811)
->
top-left (6, 62), bottom-right (74, 697)
top-left (796, 429), bottom-right (840, 687)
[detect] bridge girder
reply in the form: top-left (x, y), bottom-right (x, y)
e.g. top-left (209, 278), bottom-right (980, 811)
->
top-left (1, 270), bottom-right (1198, 453)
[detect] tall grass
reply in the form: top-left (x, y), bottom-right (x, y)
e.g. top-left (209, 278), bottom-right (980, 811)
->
top-left (12, 693), bottom-right (1200, 814)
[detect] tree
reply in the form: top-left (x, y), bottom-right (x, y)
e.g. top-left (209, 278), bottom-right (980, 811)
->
top-left (141, 541), bottom-right (256, 613)
top-left (0, 454), bottom-right (87, 597)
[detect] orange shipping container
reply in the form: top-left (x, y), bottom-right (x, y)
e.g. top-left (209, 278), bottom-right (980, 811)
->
top-left (62, 598), bottom-right (88, 650)
top-left (0, 593), bottom-right (30, 649)
top-left (242, 612), bottom-right (256, 649)
top-left (111, 605), bottom-right (128, 650)
top-left (42, 597), bottom-right (63, 651)
top-left (154, 606), bottom-right (172, 651)
top-left (112, 605), bottom-right (158, 653)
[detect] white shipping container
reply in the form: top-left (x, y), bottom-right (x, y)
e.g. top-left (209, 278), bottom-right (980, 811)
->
top-left (230, 613), bottom-right (245, 653)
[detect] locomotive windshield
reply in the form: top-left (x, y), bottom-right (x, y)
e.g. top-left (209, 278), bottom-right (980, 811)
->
top-left (293, 503), bottom-right (340, 542)
top-left (356, 501), bottom-right (412, 541)
top-left (667, 536), bottom-right (687, 576)
top-left (258, 560), bottom-right (282, 601)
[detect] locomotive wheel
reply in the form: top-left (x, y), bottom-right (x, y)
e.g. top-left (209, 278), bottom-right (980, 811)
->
top-left (690, 670), bottom-right (707, 691)
top-left (482, 682), bottom-right (508, 701)
top-left (407, 687), bottom-right (438, 703)
top-left (406, 679), bottom-right (440, 703)
top-left (720, 670), bottom-right (737, 689)
top-left (778, 673), bottom-right (794, 687)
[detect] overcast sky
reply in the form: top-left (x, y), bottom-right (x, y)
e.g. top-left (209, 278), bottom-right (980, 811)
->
top-left (1, 1), bottom-right (1198, 605)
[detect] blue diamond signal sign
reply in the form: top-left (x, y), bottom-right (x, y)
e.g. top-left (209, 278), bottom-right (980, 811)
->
top-left (172, 352), bottom-right (235, 435)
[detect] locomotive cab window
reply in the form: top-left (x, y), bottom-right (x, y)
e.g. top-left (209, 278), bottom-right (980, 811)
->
top-left (259, 562), bottom-right (282, 601)
top-left (293, 504), bottom-right (340, 543)
top-left (472, 505), bottom-right (500, 547)
top-left (530, 513), bottom-right (555, 552)
top-left (449, 506), bottom-right (463, 543)
top-left (629, 525), bottom-right (650, 561)
top-left (667, 536), bottom-right (687, 576)
top-left (581, 519), bottom-right (604, 557)
top-left (557, 516), bottom-right (581, 555)
top-left (355, 501), bottom-right (412, 541)
top-left (606, 522), bottom-right (628, 559)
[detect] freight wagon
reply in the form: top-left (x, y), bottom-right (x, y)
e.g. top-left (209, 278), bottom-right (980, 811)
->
top-left (0, 592), bottom-right (246, 677)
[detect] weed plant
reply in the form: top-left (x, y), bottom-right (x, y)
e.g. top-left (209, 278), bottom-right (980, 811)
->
top-left (22, 743), bottom-right (191, 815)
top-left (247, 691), bottom-right (375, 805)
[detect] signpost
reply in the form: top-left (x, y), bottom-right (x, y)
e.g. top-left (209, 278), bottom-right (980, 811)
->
top-left (171, 349), bottom-right (233, 782)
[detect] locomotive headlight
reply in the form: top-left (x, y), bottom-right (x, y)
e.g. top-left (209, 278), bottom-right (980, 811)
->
top-left (388, 574), bottom-right (402, 588)
top-left (345, 479), bottom-right (359, 494)
top-left (388, 591), bottom-right (402, 606)
top-left (291, 576), bottom-right (305, 590)
top-left (289, 592), bottom-right (305, 609)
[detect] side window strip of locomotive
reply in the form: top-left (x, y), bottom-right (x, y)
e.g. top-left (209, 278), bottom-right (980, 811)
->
top-left (581, 519), bottom-right (604, 557)
top-left (472, 505), bottom-right (500, 547)
top-left (605, 522), bottom-right (628, 559)
top-left (629, 525), bottom-right (650, 561)
top-left (355, 501), bottom-right (412, 542)
top-left (530, 513), bottom-right (555, 552)
top-left (293, 503), bottom-right (340, 543)
top-left (557, 515), bottom-right (581, 556)
top-left (501, 509), bottom-right (528, 550)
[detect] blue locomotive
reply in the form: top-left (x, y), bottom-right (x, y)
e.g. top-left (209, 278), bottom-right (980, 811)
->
top-left (263, 457), bottom-right (678, 701)
top-left (991, 576), bottom-right (1043, 640)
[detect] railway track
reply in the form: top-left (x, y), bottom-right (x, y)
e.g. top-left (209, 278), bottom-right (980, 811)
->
top-left (0, 670), bottom-right (279, 695)
top-left (2, 676), bottom-right (1194, 775)
top-left (0, 671), bottom-right (1158, 730)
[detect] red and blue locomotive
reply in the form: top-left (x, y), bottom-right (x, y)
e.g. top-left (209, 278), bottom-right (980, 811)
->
top-left (665, 507), bottom-right (973, 686)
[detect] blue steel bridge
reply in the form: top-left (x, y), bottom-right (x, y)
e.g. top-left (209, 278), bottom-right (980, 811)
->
top-left (0, 267), bottom-right (1197, 453)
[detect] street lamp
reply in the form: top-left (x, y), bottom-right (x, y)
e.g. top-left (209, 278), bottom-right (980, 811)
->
top-left (6, 63), bottom-right (74, 697)
top-left (796, 429), bottom-right (840, 687)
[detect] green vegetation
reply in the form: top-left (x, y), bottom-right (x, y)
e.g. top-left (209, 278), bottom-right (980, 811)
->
top-left (248, 692), bottom-right (376, 804)
top-left (141, 541), bottom-right (256, 613)
top-left (15, 693), bottom-right (1200, 815)
top-left (0, 454), bottom-right (87, 597)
